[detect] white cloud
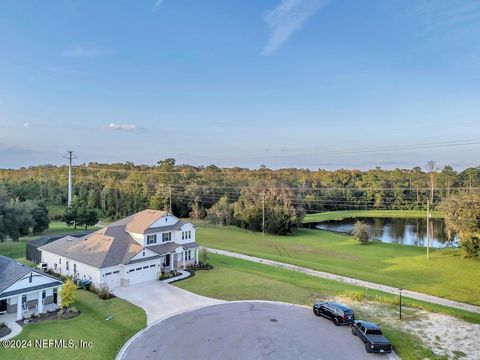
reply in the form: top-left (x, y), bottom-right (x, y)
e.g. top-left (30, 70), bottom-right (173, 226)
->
top-left (152, 0), bottom-right (164, 13)
top-left (262, 0), bottom-right (328, 55)
top-left (23, 122), bottom-right (30, 127)
top-left (62, 44), bottom-right (103, 58)
top-left (104, 123), bottom-right (138, 131)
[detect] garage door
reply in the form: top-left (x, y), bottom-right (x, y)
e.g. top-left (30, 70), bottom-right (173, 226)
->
top-left (104, 270), bottom-right (121, 289)
top-left (128, 264), bottom-right (158, 285)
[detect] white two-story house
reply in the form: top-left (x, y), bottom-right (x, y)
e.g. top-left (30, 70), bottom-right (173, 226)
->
top-left (39, 210), bottom-right (199, 289)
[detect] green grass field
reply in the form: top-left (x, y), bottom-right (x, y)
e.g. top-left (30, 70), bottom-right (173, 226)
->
top-left (0, 290), bottom-right (146, 360)
top-left (195, 221), bottom-right (480, 305)
top-left (304, 210), bottom-right (444, 223)
top-left (177, 253), bottom-right (468, 359)
top-left (0, 221), bottom-right (100, 259)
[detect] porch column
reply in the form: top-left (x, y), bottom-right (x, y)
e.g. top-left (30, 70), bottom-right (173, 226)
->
top-left (37, 291), bottom-right (44, 314)
top-left (182, 250), bottom-right (186, 269)
top-left (16, 294), bottom-right (22, 320)
top-left (170, 254), bottom-right (174, 271)
top-left (56, 287), bottom-right (62, 308)
top-left (195, 248), bottom-right (199, 264)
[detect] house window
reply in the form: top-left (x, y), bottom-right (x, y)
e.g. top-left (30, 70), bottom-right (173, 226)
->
top-left (29, 273), bottom-right (33, 283)
top-left (182, 231), bottom-right (185, 240)
top-left (42, 290), bottom-right (46, 300)
top-left (73, 264), bottom-right (77, 274)
top-left (113, 271), bottom-right (120, 274)
top-left (162, 232), bottom-right (171, 242)
top-left (22, 295), bottom-right (27, 307)
top-left (66, 261), bottom-right (69, 271)
top-left (147, 234), bottom-right (157, 245)
top-left (54, 263), bottom-right (57, 270)
top-left (59, 258), bottom-right (61, 264)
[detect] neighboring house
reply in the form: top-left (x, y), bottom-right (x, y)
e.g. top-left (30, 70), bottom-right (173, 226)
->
top-left (40, 210), bottom-right (200, 290)
top-left (0, 256), bottom-right (63, 321)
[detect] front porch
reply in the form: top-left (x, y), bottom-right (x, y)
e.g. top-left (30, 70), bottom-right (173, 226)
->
top-left (0, 286), bottom-right (62, 321)
top-left (160, 247), bottom-right (199, 272)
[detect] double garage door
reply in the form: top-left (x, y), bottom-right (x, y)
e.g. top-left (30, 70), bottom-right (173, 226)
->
top-left (127, 264), bottom-right (158, 285)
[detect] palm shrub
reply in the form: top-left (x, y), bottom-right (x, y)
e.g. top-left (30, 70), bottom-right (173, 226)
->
top-left (352, 221), bottom-right (371, 245)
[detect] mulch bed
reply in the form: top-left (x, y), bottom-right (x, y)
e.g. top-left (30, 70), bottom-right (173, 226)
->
top-left (0, 324), bottom-right (12, 338)
top-left (16, 309), bottom-right (80, 326)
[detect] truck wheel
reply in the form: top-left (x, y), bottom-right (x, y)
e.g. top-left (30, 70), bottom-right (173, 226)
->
top-left (365, 343), bottom-right (371, 353)
top-left (313, 308), bottom-right (320, 316)
top-left (351, 327), bottom-right (357, 336)
top-left (333, 318), bottom-right (340, 326)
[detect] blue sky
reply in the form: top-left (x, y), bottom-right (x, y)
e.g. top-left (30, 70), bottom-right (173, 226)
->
top-left (0, 0), bottom-right (479, 169)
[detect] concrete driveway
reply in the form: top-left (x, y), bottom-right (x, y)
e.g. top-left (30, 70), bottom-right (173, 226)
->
top-left (121, 301), bottom-right (395, 360)
top-left (112, 280), bottom-right (223, 325)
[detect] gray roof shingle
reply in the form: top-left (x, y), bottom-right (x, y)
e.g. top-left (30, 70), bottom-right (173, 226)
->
top-left (38, 210), bottom-right (197, 269)
top-left (0, 256), bottom-right (62, 296)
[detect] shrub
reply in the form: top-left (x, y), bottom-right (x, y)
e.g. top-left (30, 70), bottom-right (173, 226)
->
top-left (461, 235), bottom-right (480, 259)
top-left (352, 221), bottom-right (371, 245)
top-left (60, 278), bottom-right (77, 309)
top-left (199, 248), bottom-right (209, 264)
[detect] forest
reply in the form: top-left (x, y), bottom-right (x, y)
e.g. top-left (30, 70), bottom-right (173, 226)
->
top-left (0, 159), bottom-right (479, 234)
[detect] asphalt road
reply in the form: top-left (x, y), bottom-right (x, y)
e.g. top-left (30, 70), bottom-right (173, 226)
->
top-left (122, 301), bottom-right (390, 360)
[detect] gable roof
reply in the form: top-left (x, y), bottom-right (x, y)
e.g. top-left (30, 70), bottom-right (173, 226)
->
top-left (39, 209), bottom-right (195, 269)
top-left (144, 220), bottom-right (186, 234)
top-left (40, 224), bottom-right (143, 268)
top-left (124, 209), bottom-right (168, 234)
top-left (0, 256), bottom-right (62, 296)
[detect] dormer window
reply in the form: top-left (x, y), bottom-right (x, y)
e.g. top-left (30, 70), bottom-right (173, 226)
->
top-left (162, 232), bottom-right (171, 242)
top-left (147, 234), bottom-right (157, 245)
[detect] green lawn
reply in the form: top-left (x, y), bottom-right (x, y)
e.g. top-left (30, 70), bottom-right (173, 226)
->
top-left (0, 290), bottom-right (146, 360)
top-left (304, 210), bottom-right (444, 223)
top-left (177, 253), bottom-right (467, 360)
top-left (195, 221), bottom-right (480, 305)
top-left (0, 221), bottom-right (100, 259)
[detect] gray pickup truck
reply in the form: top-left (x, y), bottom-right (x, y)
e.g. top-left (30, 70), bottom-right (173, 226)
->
top-left (351, 320), bottom-right (392, 354)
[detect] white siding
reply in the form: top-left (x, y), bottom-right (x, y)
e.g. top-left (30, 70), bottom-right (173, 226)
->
top-left (149, 214), bottom-right (179, 228)
top-left (129, 232), bottom-right (144, 245)
top-left (2, 272), bottom-right (57, 295)
top-left (176, 223), bottom-right (196, 245)
top-left (41, 250), bottom-right (102, 287)
top-left (130, 248), bottom-right (158, 261)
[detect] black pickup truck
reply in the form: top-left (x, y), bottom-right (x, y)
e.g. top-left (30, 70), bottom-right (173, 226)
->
top-left (351, 320), bottom-right (392, 354)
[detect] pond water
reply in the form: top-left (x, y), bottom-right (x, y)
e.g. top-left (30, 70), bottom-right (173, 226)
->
top-left (305, 217), bottom-right (459, 248)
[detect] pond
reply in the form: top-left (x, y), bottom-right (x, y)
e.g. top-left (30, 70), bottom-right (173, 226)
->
top-left (305, 217), bottom-right (459, 248)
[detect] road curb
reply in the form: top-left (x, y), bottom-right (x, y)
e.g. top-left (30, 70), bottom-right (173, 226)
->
top-left (115, 299), bottom-right (399, 360)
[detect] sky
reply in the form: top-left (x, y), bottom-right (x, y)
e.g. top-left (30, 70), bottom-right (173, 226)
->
top-left (0, 0), bottom-right (480, 170)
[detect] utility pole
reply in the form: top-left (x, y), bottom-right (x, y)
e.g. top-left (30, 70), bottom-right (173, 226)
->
top-left (262, 192), bottom-right (265, 236)
top-left (426, 199), bottom-right (431, 260)
top-left (169, 186), bottom-right (172, 213)
top-left (63, 151), bottom-right (76, 207)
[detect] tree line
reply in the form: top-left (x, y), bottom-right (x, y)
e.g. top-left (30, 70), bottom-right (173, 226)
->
top-left (1, 159), bottom-right (479, 235)
top-left (0, 187), bottom-right (50, 242)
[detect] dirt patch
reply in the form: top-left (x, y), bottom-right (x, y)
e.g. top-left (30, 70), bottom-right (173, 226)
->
top-left (337, 296), bottom-right (480, 360)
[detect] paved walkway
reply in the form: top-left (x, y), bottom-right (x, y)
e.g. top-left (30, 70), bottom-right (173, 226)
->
top-left (207, 248), bottom-right (480, 314)
top-left (112, 280), bottom-right (223, 325)
top-left (162, 269), bottom-right (191, 284)
top-left (0, 313), bottom-right (22, 340)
